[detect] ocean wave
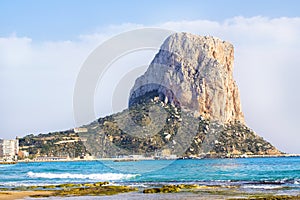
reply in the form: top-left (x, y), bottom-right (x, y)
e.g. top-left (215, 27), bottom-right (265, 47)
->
top-left (257, 179), bottom-right (300, 185)
top-left (27, 172), bottom-right (139, 181)
top-left (242, 185), bottom-right (284, 190)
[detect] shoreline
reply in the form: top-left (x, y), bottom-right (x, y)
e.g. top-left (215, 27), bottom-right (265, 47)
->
top-left (10, 153), bottom-right (300, 163)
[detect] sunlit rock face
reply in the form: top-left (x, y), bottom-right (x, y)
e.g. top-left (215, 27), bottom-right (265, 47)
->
top-left (129, 32), bottom-right (244, 124)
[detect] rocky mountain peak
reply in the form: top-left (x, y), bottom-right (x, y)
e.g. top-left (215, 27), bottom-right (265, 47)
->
top-left (19, 33), bottom-right (282, 159)
top-left (129, 32), bottom-right (244, 124)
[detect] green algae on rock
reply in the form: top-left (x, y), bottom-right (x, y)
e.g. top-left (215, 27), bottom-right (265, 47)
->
top-left (143, 184), bottom-right (199, 193)
top-left (27, 182), bottom-right (137, 197)
top-left (52, 185), bottom-right (138, 197)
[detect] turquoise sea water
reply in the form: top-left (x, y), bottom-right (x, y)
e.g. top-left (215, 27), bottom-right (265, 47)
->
top-left (1, 157), bottom-right (300, 195)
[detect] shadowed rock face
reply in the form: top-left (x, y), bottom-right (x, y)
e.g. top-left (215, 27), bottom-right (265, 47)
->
top-left (129, 32), bottom-right (244, 124)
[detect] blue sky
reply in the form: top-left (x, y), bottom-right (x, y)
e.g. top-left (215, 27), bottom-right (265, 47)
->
top-left (1, 1), bottom-right (300, 153)
top-left (1, 0), bottom-right (300, 40)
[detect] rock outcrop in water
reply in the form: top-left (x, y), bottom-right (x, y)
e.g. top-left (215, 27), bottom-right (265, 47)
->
top-left (80, 32), bottom-right (281, 158)
top-left (19, 32), bottom-right (282, 159)
top-left (129, 33), bottom-right (244, 123)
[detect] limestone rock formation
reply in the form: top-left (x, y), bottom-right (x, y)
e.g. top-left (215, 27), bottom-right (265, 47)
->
top-left (19, 32), bottom-right (282, 159)
top-left (129, 32), bottom-right (244, 123)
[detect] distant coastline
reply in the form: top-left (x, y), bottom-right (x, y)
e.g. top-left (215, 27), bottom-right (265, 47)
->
top-left (6, 153), bottom-right (298, 164)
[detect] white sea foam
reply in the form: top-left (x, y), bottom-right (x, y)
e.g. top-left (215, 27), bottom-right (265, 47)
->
top-left (27, 172), bottom-right (139, 181)
top-left (242, 185), bottom-right (283, 190)
top-left (1, 182), bottom-right (38, 187)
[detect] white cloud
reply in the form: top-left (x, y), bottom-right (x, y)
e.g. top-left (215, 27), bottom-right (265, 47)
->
top-left (0, 35), bottom-right (33, 67)
top-left (0, 17), bottom-right (299, 153)
top-left (0, 23), bottom-right (144, 139)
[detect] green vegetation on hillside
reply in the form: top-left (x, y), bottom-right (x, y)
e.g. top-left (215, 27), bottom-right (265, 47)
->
top-left (19, 131), bottom-right (90, 158)
top-left (19, 99), bottom-right (281, 159)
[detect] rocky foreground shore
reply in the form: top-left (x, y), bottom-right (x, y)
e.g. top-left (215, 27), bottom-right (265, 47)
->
top-left (1, 181), bottom-right (300, 200)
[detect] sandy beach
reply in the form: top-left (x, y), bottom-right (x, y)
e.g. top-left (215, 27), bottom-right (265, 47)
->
top-left (0, 191), bottom-right (53, 200)
top-left (2, 190), bottom-right (300, 200)
top-left (0, 192), bottom-right (217, 200)
top-left (0, 191), bottom-right (223, 200)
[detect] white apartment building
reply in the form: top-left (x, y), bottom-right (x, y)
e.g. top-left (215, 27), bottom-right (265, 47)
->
top-left (0, 138), bottom-right (19, 161)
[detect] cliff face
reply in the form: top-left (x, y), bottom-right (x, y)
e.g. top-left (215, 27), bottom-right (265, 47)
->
top-left (129, 33), bottom-right (244, 123)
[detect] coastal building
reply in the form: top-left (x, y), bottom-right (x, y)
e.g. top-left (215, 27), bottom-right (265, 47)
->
top-left (33, 156), bottom-right (69, 162)
top-left (0, 137), bottom-right (19, 161)
top-left (73, 128), bottom-right (88, 133)
top-left (18, 150), bottom-right (29, 159)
